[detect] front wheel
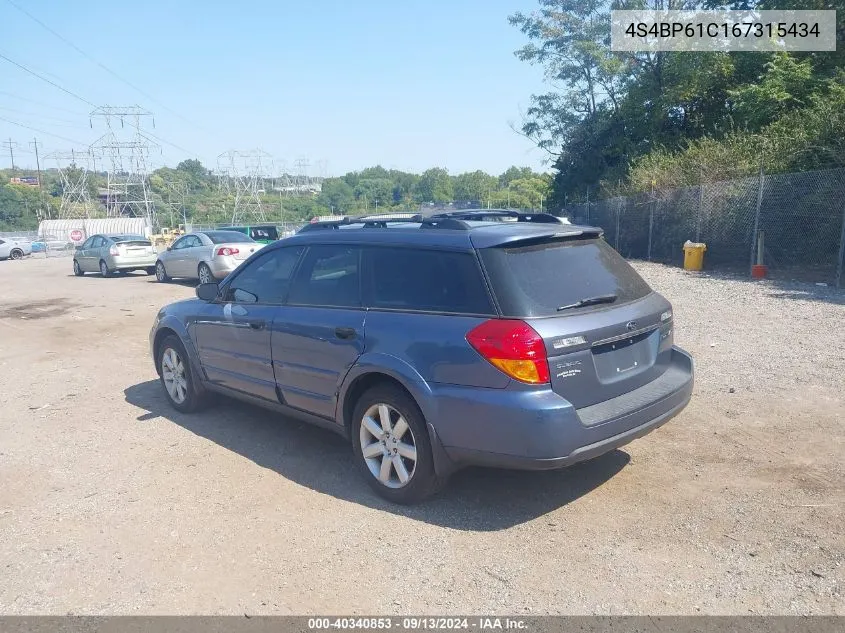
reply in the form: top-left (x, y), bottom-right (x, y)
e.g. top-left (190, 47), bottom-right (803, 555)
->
top-left (73, 259), bottom-right (84, 276)
top-left (156, 335), bottom-right (209, 413)
top-left (155, 261), bottom-right (170, 282)
top-left (351, 385), bottom-right (440, 504)
top-left (10, 249), bottom-right (23, 260)
top-left (198, 262), bottom-right (213, 285)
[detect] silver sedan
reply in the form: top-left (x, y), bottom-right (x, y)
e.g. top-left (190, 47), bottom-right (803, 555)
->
top-left (73, 234), bottom-right (158, 277)
top-left (0, 237), bottom-right (32, 261)
top-left (154, 230), bottom-right (262, 284)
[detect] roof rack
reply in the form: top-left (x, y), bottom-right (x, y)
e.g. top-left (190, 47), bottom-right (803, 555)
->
top-left (429, 209), bottom-right (566, 224)
top-left (296, 210), bottom-right (574, 234)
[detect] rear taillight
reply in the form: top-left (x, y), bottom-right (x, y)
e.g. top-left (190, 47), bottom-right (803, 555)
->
top-left (216, 247), bottom-right (239, 256)
top-left (109, 245), bottom-right (119, 256)
top-left (466, 319), bottom-right (550, 384)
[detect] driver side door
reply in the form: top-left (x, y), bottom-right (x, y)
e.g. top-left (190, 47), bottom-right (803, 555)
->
top-left (193, 245), bottom-right (304, 402)
top-left (165, 235), bottom-right (194, 277)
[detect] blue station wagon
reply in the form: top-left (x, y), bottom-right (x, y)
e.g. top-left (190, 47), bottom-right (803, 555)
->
top-left (149, 211), bottom-right (694, 503)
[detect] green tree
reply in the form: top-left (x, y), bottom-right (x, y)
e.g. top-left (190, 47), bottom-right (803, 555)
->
top-left (453, 170), bottom-right (498, 203)
top-left (317, 178), bottom-right (355, 212)
top-left (414, 168), bottom-right (453, 203)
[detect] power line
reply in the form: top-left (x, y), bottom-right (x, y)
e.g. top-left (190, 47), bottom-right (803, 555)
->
top-left (0, 90), bottom-right (87, 116)
top-left (0, 52), bottom-right (97, 108)
top-left (0, 116), bottom-right (87, 145)
top-left (4, 0), bottom-right (213, 135)
top-left (138, 130), bottom-right (197, 158)
top-left (0, 105), bottom-right (83, 126)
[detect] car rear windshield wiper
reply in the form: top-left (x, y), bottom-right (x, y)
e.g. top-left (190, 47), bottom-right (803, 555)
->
top-left (556, 294), bottom-right (618, 312)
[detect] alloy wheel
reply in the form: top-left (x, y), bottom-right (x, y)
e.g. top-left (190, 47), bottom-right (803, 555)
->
top-left (161, 347), bottom-right (188, 404)
top-left (359, 403), bottom-right (418, 489)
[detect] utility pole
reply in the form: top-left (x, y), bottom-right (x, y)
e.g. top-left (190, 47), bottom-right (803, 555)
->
top-left (3, 138), bottom-right (18, 172)
top-left (30, 138), bottom-right (47, 220)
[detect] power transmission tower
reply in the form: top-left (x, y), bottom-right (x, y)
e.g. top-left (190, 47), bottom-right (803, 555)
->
top-left (219, 149), bottom-right (271, 224)
top-left (89, 106), bottom-right (157, 227)
top-left (294, 157), bottom-right (310, 193)
top-left (3, 138), bottom-right (18, 172)
top-left (46, 149), bottom-right (97, 219)
top-left (158, 180), bottom-right (188, 229)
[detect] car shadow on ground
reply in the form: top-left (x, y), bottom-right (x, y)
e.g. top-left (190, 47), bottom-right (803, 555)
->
top-left (124, 380), bottom-right (629, 531)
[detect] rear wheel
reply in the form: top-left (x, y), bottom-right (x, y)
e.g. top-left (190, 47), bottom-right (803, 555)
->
top-left (155, 261), bottom-right (170, 282)
top-left (351, 385), bottom-right (440, 504)
top-left (198, 262), bottom-right (213, 285)
top-left (10, 249), bottom-right (23, 260)
top-left (156, 335), bottom-right (209, 413)
top-left (73, 259), bottom-right (84, 276)
top-left (99, 260), bottom-right (111, 277)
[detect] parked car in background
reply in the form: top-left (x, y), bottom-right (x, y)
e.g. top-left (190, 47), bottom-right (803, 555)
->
top-left (149, 213), bottom-right (694, 504)
top-left (0, 238), bottom-right (32, 261)
top-left (73, 234), bottom-right (158, 277)
top-left (154, 230), bottom-right (262, 283)
top-left (219, 225), bottom-right (280, 245)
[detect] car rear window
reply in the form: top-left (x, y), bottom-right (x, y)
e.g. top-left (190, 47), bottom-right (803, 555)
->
top-left (478, 238), bottom-right (652, 318)
top-left (250, 226), bottom-right (278, 240)
top-left (365, 247), bottom-right (494, 315)
top-left (110, 235), bottom-right (150, 245)
top-left (205, 230), bottom-right (256, 244)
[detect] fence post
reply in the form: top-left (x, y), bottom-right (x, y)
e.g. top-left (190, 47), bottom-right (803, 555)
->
top-left (696, 182), bottom-right (703, 243)
top-left (836, 202), bottom-right (845, 288)
top-left (648, 198), bottom-right (655, 261)
top-left (750, 161), bottom-right (764, 276)
top-left (586, 188), bottom-right (590, 224)
top-left (615, 203), bottom-right (621, 250)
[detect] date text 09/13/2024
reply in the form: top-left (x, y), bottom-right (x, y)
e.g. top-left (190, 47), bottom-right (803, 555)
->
top-left (307, 618), bottom-right (527, 630)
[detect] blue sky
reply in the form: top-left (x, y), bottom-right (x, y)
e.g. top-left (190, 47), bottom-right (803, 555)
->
top-left (0, 0), bottom-right (550, 177)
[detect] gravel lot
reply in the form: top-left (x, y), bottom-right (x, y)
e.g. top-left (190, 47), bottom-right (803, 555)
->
top-left (0, 256), bottom-right (842, 615)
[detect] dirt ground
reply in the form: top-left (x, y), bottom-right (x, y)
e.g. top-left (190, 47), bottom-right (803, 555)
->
top-left (0, 255), bottom-right (842, 615)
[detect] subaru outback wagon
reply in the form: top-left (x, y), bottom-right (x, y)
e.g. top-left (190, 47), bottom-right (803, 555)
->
top-left (149, 211), bottom-right (693, 503)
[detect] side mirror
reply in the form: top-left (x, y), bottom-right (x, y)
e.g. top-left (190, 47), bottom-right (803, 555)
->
top-left (166, 245), bottom-right (172, 251)
top-left (196, 282), bottom-right (219, 302)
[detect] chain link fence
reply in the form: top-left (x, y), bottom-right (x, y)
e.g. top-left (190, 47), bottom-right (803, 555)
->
top-left (562, 167), bottom-right (845, 286)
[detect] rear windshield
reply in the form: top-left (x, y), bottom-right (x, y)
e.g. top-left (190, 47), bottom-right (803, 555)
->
top-left (204, 230), bottom-right (256, 244)
top-left (109, 234), bottom-right (150, 244)
top-left (250, 226), bottom-right (278, 240)
top-left (479, 238), bottom-right (652, 317)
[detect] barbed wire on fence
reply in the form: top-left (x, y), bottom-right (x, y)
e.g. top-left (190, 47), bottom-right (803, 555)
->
top-left (562, 167), bottom-right (845, 286)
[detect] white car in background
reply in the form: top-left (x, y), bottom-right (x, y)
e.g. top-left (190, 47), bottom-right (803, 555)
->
top-left (154, 230), bottom-right (263, 284)
top-left (0, 237), bottom-right (33, 261)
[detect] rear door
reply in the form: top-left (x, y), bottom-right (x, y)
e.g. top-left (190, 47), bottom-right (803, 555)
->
top-left (272, 244), bottom-right (366, 420)
top-left (478, 237), bottom-right (674, 408)
top-left (87, 236), bottom-right (105, 270)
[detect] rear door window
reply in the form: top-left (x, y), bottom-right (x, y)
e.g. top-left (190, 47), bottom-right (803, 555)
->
top-left (364, 247), bottom-right (494, 315)
top-left (478, 238), bottom-right (652, 317)
top-left (287, 245), bottom-right (361, 308)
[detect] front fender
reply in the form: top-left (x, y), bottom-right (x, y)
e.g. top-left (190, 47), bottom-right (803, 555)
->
top-left (151, 315), bottom-right (206, 388)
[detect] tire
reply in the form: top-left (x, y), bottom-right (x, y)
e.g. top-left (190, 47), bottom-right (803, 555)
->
top-left (10, 249), bottom-right (23, 260)
top-left (99, 260), bottom-right (111, 277)
top-left (351, 385), bottom-right (440, 504)
top-left (155, 261), bottom-right (170, 282)
top-left (146, 266), bottom-right (156, 275)
top-left (73, 259), bottom-right (84, 276)
top-left (156, 335), bottom-right (209, 413)
top-left (198, 262), bottom-right (213, 285)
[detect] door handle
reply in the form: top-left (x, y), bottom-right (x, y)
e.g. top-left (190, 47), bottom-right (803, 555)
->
top-left (248, 319), bottom-right (266, 330)
top-left (335, 327), bottom-right (356, 339)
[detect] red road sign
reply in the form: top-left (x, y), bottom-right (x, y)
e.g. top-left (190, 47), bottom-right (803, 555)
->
top-left (69, 229), bottom-right (84, 242)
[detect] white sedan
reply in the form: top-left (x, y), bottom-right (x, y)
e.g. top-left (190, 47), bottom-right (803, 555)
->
top-left (154, 230), bottom-right (263, 284)
top-left (0, 237), bottom-right (32, 261)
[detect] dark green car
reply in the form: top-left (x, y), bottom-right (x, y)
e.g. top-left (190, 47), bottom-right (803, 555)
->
top-left (219, 225), bottom-right (279, 245)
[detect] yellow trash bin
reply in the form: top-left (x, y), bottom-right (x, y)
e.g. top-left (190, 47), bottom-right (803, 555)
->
top-left (682, 241), bottom-right (707, 271)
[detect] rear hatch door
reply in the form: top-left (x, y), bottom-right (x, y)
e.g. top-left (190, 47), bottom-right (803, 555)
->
top-left (477, 235), bottom-right (674, 409)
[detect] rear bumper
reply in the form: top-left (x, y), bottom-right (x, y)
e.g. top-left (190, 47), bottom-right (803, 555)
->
top-left (207, 257), bottom-right (243, 279)
top-left (432, 346), bottom-right (694, 471)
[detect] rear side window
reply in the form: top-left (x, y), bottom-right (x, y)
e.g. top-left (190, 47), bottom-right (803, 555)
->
top-left (479, 238), bottom-right (652, 317)
top-left (365, 247), bottom-right (494, 315)
top-left (288, 245), bottom-right (361, 307)
top-left (250, 226), bottom-right (278, 241)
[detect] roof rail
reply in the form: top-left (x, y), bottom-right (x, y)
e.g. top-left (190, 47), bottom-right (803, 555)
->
top-left (296, 213), bottom-right (424, 233)
top-left (429, 209), bottom-right (566, 224)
